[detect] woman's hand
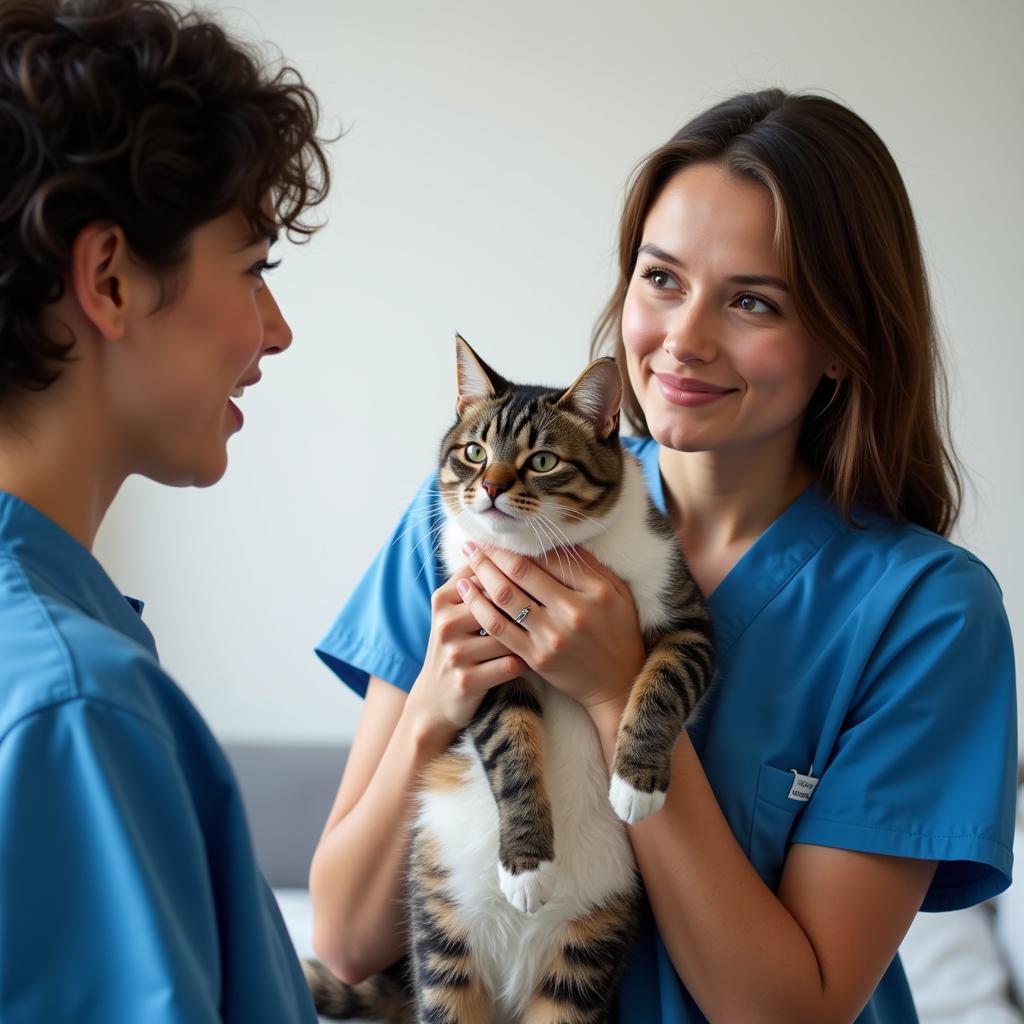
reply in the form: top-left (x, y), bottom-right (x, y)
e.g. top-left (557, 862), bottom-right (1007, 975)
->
top-left (455, 542), bottom-right (646, 718)
top-left (402, 562), bottom-right (529, 746)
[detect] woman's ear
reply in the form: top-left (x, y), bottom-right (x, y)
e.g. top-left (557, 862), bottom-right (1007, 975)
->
top-left (68, 222), bottom-right (132, 342)
top-left (824, 360), bottom-right (843, 381)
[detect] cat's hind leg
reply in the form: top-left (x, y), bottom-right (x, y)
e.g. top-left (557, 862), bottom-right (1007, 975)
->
top-left (409, 825), bottom-right (490, 1023)
top-left (470, 678), bottom-right (557, 914)
top-left (520, 888), bottom-right (641, 1024)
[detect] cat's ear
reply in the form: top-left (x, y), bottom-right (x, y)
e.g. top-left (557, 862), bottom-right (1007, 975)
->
top-left (455, 334), bottom-right (507, 415)
top-left (558, 357), bottom-right (622, 439)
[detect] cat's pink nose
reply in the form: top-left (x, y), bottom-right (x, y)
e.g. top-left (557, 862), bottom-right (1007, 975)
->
top-left (482, 479), bottom-right (510, 501)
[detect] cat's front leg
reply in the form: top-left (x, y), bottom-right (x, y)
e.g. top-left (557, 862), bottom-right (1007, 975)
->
top-left (470, 677), bottom-right (557, 914)
top-left (609, 627), bottom-right (712, 824)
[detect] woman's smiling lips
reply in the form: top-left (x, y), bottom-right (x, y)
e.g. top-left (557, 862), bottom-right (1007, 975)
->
top-left (654, 372), bottom-right (739, 407)
top-left (226, 373), bottom-right (261, 429)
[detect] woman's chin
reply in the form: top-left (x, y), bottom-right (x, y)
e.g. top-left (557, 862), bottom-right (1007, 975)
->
top-left (647, 415), bottom-right (717, 454)
top-left (144, 447), bottom-right (228, 489)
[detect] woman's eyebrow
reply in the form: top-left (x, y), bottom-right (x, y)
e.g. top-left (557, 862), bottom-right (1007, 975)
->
top-left (730, 273), bottom-right (789, 293)
top-left (637, 243), bottom-right (789, 293)
top-left (637, 243), bottom-right (683, 266)
top-left (235, 229), bottom-right (280, 252)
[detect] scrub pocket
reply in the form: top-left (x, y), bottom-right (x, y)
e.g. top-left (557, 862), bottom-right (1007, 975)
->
top-left (746, 763), bottom-right (809, 891)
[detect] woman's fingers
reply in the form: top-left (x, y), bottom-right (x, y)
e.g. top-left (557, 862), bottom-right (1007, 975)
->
top-left (465, 540), bottom-right (627, 606)
top-left (440, 581), bottom-right (523, 662)
top-left (546, 544), bottom-right (632, 600)
top-left (462, 541), bottom-right (565, 605)
top-left (464, 633), bottom-right (519, 662)
top-left (430, 562), bottom-right (477, 617)
top-left (456, 578), bottom-right (530, 657)
top-left (461, 544), bottom-right (541, 628)
top-left (465, 652), bottom-right (529, 693)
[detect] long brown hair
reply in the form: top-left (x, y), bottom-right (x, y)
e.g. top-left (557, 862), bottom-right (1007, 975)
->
top-left (592, 89), bottom-right (961, 536)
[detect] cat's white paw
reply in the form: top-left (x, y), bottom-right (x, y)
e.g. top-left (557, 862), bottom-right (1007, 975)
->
top-left (609, 772), bottom-right (666, 824)
top-left (498, 859), bottom-right (556, 914)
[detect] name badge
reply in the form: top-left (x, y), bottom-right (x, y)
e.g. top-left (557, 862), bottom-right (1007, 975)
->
top-left (788, 766), bottom-right (819, 803)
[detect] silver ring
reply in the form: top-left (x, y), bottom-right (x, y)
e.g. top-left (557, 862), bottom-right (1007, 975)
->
top-left (513, 604), bottom-right (531, 625)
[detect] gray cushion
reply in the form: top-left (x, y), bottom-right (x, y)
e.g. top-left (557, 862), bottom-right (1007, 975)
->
top-left (224, 743), bottom-right (348, 888)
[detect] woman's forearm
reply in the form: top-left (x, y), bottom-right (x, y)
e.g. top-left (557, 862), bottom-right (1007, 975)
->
top-left (591, 704), bottom-right (836, 1023)
top-left (309, 711), bottom-right (450, 983)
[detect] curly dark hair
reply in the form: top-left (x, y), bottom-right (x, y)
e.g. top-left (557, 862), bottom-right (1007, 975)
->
top-left (0, 0), bottom-right (332, 404)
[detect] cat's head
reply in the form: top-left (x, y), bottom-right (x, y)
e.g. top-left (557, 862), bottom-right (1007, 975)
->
top-left (438, 335), bottom-right (624, 555)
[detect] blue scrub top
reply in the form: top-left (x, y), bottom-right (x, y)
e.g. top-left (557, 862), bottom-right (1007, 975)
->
top-left (0, 492), bottom-right (317, 1023)
top-left (316, 436), bottom-right (1017, 1024)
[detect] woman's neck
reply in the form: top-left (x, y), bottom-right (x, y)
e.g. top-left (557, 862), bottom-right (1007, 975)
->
top-left (657, 431), bottom-right (812, 593)
top-left (0, 378), bottom-right (124, 551)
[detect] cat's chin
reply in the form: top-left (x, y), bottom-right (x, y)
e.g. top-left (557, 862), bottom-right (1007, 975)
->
top-left (462, 513), bottom-right (601, 559)
top-left (463, 513), bottom-right (551, 557)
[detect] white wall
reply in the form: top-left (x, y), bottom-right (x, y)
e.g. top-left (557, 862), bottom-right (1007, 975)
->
top-left (95, 0), bottom-right (1024, 746)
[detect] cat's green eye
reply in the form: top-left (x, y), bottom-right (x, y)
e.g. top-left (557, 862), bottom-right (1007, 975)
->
top-left (529, 451), bottom-right (559, 473)
top-left (465, 443), bottom-right (487, 464)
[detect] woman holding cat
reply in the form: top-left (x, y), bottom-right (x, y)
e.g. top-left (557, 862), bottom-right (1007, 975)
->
top-left (311, 89), bottom-right (1016, 1022)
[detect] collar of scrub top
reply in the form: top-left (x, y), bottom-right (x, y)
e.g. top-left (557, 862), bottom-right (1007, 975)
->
top-left (634, 442), bottom-right (843, 657)
top-left (0, 489), bottom-right (157, 658)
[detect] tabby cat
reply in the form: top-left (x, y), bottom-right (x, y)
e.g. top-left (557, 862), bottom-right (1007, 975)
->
top-left (307, 336), bottom-right (715, 1024)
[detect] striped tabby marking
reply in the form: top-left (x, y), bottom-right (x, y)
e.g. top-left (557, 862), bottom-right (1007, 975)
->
top-left (422, 751), bottom-right (472, 792)
top-left (409, 832), bottom-right (489, 1023)
top-left (521, 889), bottom-right (641, 1024)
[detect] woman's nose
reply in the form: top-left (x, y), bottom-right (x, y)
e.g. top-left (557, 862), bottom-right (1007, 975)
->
top-left (259, 285), bottom-right (293, 355)
top-left (663, 297), bottom-right (717, 366)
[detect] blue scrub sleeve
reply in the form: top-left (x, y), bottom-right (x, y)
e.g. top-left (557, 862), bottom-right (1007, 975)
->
top-left (316, 473), bottom-right (445, 697)
top-left (792, 552), bottom-right (1017, 911)
top-left (1, 699), bottom-right (229, 1022)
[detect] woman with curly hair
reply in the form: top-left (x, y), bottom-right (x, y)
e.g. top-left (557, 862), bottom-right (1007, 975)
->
top-left (0, 1), bottom-right (330, 1019)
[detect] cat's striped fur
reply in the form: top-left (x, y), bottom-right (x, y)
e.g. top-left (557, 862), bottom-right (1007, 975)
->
top-left (308, 336), bottom-right (714, 1023)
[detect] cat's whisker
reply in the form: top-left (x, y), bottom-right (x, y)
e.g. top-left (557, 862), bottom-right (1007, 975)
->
top-left (397, 504), bottom-right (466, 573)
top-left (530, 515), bottom-right (568, 582)
top-left (392, 503), bottom-right (447, 525)
top-left (541, 519), bottom-right (582, 559)
top-left (524, 515), bottom-right (551, 568)
top-left (412, 509), bottom-right (470, 582)
top-left (548, 505), bottom-right (610, 533)
top-left (536, 513), bottom-right (586, 584)
top-left (409, 520), bottom-right (448, 562)
top-left (391, 521), bottom-right (445, 553)
top-left (390, 508), bottom-right (449, 549)
top-left (535, 521), bottom-right (579, 588)
top-left (391, 484), bottom-right (450, 505)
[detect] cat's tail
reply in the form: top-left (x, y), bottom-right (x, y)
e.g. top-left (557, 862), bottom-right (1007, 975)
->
top-left (302, 957), bottom-right (414, 1023)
